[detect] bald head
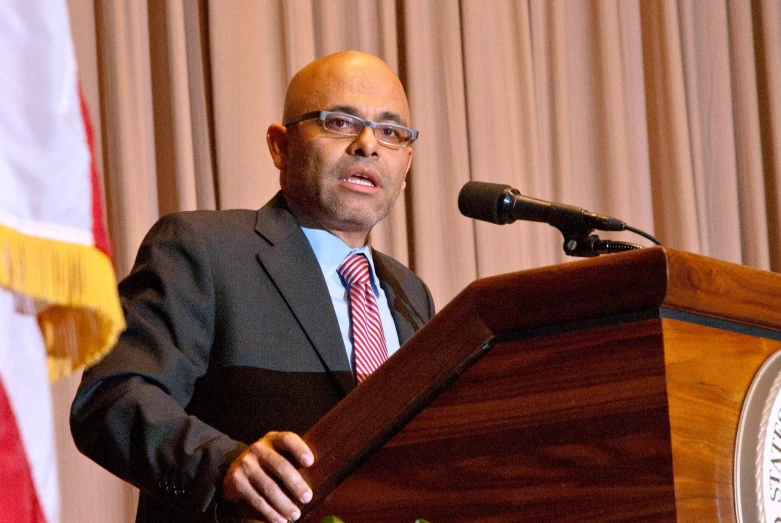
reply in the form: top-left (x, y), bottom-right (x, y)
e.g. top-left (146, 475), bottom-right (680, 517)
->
top-left (267, 51), bottom-right (415, 248)
top-left (283, 51), bottom-right (411, 126)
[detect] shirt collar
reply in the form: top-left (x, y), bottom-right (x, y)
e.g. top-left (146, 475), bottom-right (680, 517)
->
top-left (301, 227), bottom-right (381, 289)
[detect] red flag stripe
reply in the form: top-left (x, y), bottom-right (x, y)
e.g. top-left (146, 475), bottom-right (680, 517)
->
top-left (78, 87), bottom-right (112, 258)
top-left (0, 377), bottom-right (46, 523)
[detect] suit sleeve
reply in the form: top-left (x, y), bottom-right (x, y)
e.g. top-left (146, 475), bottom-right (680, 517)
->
top-left (422, 280), bottom-right (436, 320)
top-left (70, 213), bottom-right (246, 517)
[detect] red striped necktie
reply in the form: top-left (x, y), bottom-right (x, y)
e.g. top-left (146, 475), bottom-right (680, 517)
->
top-left (337, 253), bottom-right (388, 383)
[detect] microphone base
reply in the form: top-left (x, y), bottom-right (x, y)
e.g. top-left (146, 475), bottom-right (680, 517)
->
top-left (563, 236), bottom-right (644, 257)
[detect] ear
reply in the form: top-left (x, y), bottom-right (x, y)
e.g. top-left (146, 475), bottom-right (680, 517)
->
top-left (266, 123), bottom-right (288, 170)
top-left (402, 146), bottom-right (414, 190)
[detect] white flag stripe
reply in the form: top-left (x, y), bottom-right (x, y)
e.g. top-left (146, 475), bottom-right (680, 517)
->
top-left (0, 289), bottom-right (59, 523)
top-left (0, 208), bottom-right (93, 245)
top-left (0, 0), bottom-right (92, 237)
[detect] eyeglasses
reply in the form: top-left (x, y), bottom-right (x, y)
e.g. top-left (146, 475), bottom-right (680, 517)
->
top-left (284, 110), bottom-right (419, 148)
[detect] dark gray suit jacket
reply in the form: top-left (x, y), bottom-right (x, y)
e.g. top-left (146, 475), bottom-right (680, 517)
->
top-left (70, 193), bottom-right (435, 522)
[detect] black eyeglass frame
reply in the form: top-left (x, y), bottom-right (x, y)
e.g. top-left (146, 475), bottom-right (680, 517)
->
top-left (283, 110), bottom-right (419, 148)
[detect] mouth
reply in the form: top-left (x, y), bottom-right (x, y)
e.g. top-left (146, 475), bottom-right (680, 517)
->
top-left (339, 168), bottom-right (380, 190)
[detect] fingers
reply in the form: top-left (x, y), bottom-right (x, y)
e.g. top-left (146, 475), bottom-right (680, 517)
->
top-left (271, 431), bottom-right (314, 469)
top-left (229, 471), bottom-right (289, 523)
top-left (222, 431), bottom-right (314, 523)
top-left (245, 442), bottom-right (308, 513)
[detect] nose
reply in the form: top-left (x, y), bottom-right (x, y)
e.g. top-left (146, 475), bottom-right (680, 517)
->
top-left (346, 125), bottom-right (379, 158)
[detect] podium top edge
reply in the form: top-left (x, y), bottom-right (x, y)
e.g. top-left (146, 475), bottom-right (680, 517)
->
top-left (464, 247), bottom-right (781, 334)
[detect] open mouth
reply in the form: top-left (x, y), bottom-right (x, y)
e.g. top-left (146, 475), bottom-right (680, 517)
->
top-left (343, 175), bottom-right (376, 187)
top-left (340, 169), bottom-right (380, 189)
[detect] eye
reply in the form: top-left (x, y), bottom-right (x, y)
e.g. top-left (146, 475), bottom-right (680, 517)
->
top-left (376, 124), bottom-right (405, 142)
top-left (324, 114), bottom-right (361, 134)
top-left (331, 116), bottom-right (351, 128)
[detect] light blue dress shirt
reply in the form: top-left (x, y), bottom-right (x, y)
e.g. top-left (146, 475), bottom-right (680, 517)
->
top-left (301, 227), bottom-right (402, 366)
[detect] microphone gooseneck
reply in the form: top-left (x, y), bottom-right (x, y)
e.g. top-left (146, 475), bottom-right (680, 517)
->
top-left (457, 181), bottom-right (662, 257)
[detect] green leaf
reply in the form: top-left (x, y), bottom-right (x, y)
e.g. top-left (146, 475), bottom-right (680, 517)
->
top-left (414, 520), bottom-right (430, 523)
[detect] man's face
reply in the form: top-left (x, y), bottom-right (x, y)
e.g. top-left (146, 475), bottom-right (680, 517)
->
top-left (271, 57), bottom-right (413, 244)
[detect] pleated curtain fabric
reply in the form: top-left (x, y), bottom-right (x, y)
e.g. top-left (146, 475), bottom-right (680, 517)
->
top-left (56, 1), bottom-right (781, 520)
top-left (337, 253), bottom-right (388, 383)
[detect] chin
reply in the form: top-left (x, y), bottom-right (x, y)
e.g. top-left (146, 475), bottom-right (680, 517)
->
top-left (328, 209), bottom-right (383, 233)
top-left (336, 215), bottom-right (381, 232)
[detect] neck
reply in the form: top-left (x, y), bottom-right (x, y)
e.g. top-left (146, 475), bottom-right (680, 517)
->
top-left (284, 195), bottom-right (370, 249)
top-left (332, 230), bottom-right (370, 249)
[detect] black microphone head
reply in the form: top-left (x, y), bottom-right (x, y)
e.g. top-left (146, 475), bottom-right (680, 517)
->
top-left (458, 181), bottom-right (516, 224)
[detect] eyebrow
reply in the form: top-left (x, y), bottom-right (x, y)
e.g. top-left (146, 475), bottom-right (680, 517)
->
top-left (325, 105), bottom-right (409, 127)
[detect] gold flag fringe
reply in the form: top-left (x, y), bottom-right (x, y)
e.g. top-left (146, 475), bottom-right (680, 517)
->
top-left (0, 223), bottom-right (125, 382)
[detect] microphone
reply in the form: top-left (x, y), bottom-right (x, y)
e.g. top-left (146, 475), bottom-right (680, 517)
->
top-left (457, 181), bottom-right (626, 235)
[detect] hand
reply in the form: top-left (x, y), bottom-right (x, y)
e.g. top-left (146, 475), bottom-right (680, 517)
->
top-left (222, 431), bottom-right (314, 523)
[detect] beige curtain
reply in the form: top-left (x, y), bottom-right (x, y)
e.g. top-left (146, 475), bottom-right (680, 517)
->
top-left (55, 0), bottom-right (781, 520)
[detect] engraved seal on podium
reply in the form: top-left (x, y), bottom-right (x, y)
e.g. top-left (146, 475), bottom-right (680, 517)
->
top-left (735, 348), bottom-right (781, 523)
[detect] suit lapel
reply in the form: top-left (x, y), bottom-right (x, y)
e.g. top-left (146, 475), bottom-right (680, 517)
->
top-left (373, 253), bottom-right (426, 345)
top-left (253, 194), bottom-right (355, 395)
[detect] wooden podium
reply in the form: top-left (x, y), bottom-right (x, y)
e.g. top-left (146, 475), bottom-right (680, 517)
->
top-left (298, 247), bottom-right (781, 522)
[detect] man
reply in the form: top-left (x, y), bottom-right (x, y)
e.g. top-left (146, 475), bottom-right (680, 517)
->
top-left (70, 51), bottom-right (435, 523)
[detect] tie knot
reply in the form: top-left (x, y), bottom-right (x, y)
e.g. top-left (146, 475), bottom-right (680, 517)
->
top-left (338, 253), bottom-right (371, 285)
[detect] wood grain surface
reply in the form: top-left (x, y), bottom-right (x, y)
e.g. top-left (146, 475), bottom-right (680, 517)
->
top-left (663, 249), bottom-right (781, 331)
top-left (296, 249), bottom-right (781, 522)
top-left (662, 318), bottom-right (781, 523)
top-left (304, 320), bottom-right (676, 522)
top-left (468, 247), bottom-right (781, 335)
top-left (300, 288), bottom-right (493, 507)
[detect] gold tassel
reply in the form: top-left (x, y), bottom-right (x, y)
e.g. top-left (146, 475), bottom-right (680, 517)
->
top-left (0, 223), bottom-right (126, 382)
